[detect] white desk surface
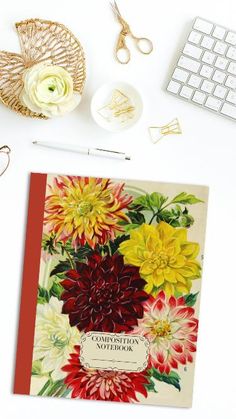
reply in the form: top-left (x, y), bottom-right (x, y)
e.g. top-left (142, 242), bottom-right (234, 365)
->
top-left (1, 0), bottom-right (236, 417)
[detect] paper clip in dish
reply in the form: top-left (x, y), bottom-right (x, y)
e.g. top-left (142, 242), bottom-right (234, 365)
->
top-left (149, 118), bottom-right (182, 144)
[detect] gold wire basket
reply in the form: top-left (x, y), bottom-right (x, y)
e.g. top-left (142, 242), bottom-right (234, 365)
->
top-left (0, 19), bottom-right (86, 119)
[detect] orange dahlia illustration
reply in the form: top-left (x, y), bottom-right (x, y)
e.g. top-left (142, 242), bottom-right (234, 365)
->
top-left (44, 176), bottom-right (132, 248)
top-left (62, 346), bottom-right (149, 402)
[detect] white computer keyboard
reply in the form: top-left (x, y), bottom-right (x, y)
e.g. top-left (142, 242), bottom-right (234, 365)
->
top-left (167, 17), bottom-right (236, 121)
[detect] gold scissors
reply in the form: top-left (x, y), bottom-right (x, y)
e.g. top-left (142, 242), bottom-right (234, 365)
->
top-left (110, 1), bottom-right (153, 64)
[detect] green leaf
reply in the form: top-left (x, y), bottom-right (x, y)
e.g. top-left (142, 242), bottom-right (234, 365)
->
top-left (50, 282), bottom-right (64, 300)
top-left (38, 379), bottom-right (67, 397)
top-left (32, 360), bottom-right (43, 376)
top-left (184, 292), bottom-right (199, 307)
top-left (145, 376), bottom-right (158, 393)
top-left (158, 206), bottom-right (194, 228)
top-left (37, 379), bottom-right (52, 396)
top-left (37, 285), bottom-right (50, 304)
top-left (151, 369), bottom-right (181, 391)
top-left (172, 192), bottom-right (204, 205)
top-left (41, 234), bottom-right (60, 256)
top-left (131, 192), bottom-right (168, 212)
top-left (72, 245), bottom-right (94, 261)
top-left (123, 223), bottom-right (140, 232)
top-left (109, 234), bottom-right (129, 255)
top-left (50, 260), bottom-right (72, 277)
top-left (131, 195), bottom-right (151, 210)
top-left (126, 210), bottom-right (146, 225)
top-left (149, 192), bottom-right (168, 209)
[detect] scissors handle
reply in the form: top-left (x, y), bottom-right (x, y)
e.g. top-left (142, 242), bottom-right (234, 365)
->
top-left (115, 32), bottom-right (131, 64)
top-left (132, 36), bottom-right (153, 55)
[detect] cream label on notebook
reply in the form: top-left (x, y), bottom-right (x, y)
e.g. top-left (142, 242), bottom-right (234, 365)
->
top-left (80, 332), bottom-right (149, 372)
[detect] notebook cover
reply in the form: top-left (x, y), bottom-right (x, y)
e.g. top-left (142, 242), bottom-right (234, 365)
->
top-left (14, 173), bottom-right (208, 407)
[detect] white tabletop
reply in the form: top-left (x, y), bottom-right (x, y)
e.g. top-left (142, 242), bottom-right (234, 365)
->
top-left (1, 0), bottom-right (236, 418)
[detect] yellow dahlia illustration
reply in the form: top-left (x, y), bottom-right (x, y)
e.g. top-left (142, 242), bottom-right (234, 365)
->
top-left (119, 222), bottom-right (201, 296)
top-left (45, 176), bottom-right (132, 248)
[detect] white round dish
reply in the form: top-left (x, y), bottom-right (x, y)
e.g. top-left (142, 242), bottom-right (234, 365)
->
top-left (90, 81), bottom-right (143, 132)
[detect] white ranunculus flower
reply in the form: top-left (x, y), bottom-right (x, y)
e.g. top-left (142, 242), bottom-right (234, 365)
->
top-left (20, 63), bottom-right (81, 117)
top-left (33, 297), bottom-right (80, 380)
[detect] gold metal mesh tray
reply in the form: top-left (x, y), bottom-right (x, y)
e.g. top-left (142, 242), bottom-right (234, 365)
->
top-left (0, 19), bottom-right (86, 119)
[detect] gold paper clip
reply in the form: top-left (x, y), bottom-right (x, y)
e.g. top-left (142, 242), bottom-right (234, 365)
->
top-left (0, 145), bottom-right (11, 177)
top-left (98, 89), bottom-right (135, 123)
top-left (149, 119), bottom-right (182, 144)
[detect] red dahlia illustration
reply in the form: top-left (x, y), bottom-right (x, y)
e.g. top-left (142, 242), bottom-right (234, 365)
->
top-left (61, 253), bottom-right (149, 333)
top-left (62, 346), bottom-right (149, 402)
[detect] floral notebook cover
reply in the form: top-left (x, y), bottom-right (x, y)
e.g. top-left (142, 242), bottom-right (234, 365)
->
top-left (14, 173), bottom-right (208, 407)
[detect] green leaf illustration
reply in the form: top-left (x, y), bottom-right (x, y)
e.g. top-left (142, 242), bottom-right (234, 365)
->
top-left (72, 244), bottom-right (94, 261)
top-left (131, 192), bottom-right (168, 212)
top-left (151, 369), bottom-right (181, 391)
top-left (109, 234), bottom-right (129, 255)
top-left (172, 192), bottom-right (204, 205)
top-left (184, 292), bottom-right (199, 307)
top-left (50, 260), bottom-right (72, 277)
top-left (149, 192), bottom-right (168, 209)
top-left (126, 210), bottom-right (146, 225)
top-left (32, 360), bottom-right (43, 376)
top-left (50, 281), bottom-right (64, 300)
top-left (158, 206), bottom-right (194, 228)
top-left (37, 285), bottom-right (50, 304)
top-left (145, 376), bottom-right (158, 393)
top-left (37, 379), bottom-right (68, 397)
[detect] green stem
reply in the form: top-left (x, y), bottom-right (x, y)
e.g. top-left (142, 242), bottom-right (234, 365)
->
top-left (148, 200), bottom-right (174, 225)
top-left (149, 212), bottom-right (158, 225)
top-left (37, 378), bottom-right (52, 396)
top-left (64, 248), bottom-right (76, 270)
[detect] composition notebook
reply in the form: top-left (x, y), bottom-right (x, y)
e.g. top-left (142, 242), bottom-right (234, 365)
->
top-left (14, 173), bottom-right (208, 407)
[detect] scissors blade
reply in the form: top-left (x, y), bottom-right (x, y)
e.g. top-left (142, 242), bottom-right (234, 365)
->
top-left (110, 1), bottom-right (129, 29)
top-left (110, 0), bottom-right (122, 17)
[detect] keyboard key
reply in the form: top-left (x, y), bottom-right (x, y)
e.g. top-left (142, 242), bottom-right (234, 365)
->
top-left (201, 80), bottom-right (214, 93)
top-left (201, 36), bottom-right (214, 49)
top-left (167, 80), bottom-right (181, 94)
top-left (214, 85), bottom-right (227, 99)
top-left (226, 90), bottom-right (236, 105)
top-left (192, 91), bottom-right (206, 104)
top-left (225, 31), bottom-right (236, 45)
top-left (213, 26), bottom-right (226, 40)
top-left (225, 75), bottom-right (236, 89)
top-left (172, 68), bottom-right (189, 82)
top-left (215, 56), bottom-right (228, 70)
top-left (212, 70), bottom-right (226, 83)
top-left (228, 62), bottom-right (236, 75)
top-left (194, 18), bottom-right (213, 34)
top-left (221, 103), bottom-right (236, 119)
top-left (180, 86), bottom-right (193, 99)
top-left (188, 74), bottom-right (201, 88)
top-left (214, 41), bottom-right (227, 55)
top-left (183, 43), bottom-right (203, 59)
top-left (188, 31), bottom-right (202, 44)
top-left (200, 64), bottom-right (214, 78)
top-left (205, 96), bottom-right (222, 111)
top-left (202, 51), bottom-right (216, 64)
top-left (226, 46), bottom-right (236, 60)
top-left (178, 56), bottom-right (201, 73)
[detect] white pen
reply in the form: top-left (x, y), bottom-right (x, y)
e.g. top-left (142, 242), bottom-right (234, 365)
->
top-left (32, 140), bottom-right (131, 161)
